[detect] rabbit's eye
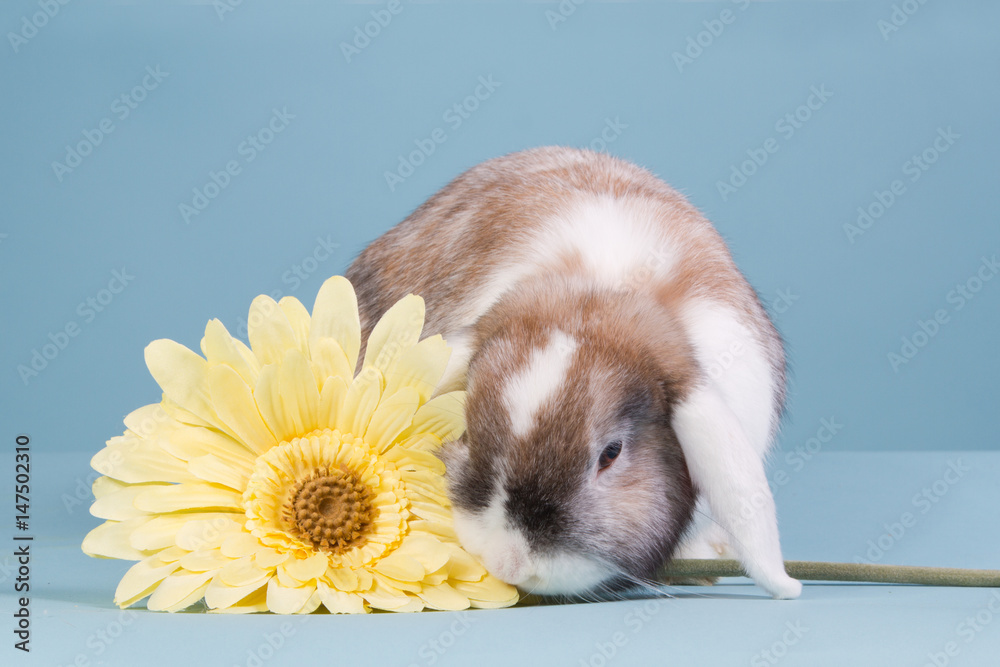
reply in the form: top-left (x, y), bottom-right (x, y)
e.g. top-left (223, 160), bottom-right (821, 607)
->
top-left (598, 440), bottom-right (623, 471)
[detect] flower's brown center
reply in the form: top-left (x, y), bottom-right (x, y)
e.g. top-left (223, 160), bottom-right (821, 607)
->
top-left (284, 466), bottom-right (375, 554)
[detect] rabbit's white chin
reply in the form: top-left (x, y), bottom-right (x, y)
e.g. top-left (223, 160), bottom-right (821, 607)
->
top-left (452, 505), bottom-right (612, 595)
top-left (514, 553), bottom-right (613, 595)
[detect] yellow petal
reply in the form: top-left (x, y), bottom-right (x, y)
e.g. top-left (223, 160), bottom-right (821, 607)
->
top-left (161, 396), bottom-right (215, 430)
top-left (144, 339), bottom-right (229, 435)
top-left (385, 446), bottom-right (446, 476)
top-left (187, 453), bottom-right (251, 491)
top-left (82, 518), bottom-right (149, 560)
top-left (279, 296), bottom-right (312, 357)
top-left (400, 470), bottom-right (449, 504)
top-left (408, 519), bottom-right (457, 541)
top-left (122, 403), bottom-right (173, 439)
top-left (152, 545), bottom-right (188, 564)
top-left (278, 348), bottom-right (320, 436)
top-left (129, 513), bottom-right (238, 551)
top-left (205, 578), bottom-right (268, 611)
top-left (337, 368), bottom-right (383, 437)
top-left (317, 584), bottom-right (367, 614)
top-left (134, 483), bottom-right (242, 513)
top-left (114, 557), bottom-right (181, 608)
top-left (362, 294), bottom-right (424, 376)
top-left (445, 548), bottom-right (487, 581)
top-left (254, 547), bottom-right (289, 569)
top-left (275, 563), bottom-right (301, 588)
top-left (310, 276), bottom-right (361, 372)
top-left (384, 334), bottom-right (451, 403)
top-left (365, 387), bottom-right (420, 453)
top-left (209, 601), bottom-right (268, 614)
top-left (147, 570), bottom-right (214, 612)
top-left (417, 582), bottom-right (470, 611)
top-left (92, 475), bottom-right (126, 500)
top-left (394, 534), bottom-right (451, 574)
top-left (221, 532), bottom-right (263, 558)
top-left (90, 484), bottom-right (162, 520)
top-left (266, 576), bottom-right (314, 614)
top-left (454, 577), bottom-right (520, 606)
top-left (202, 318), bottom-right (259, 386)
top-left (317, 375), bottom-right (348, 431)
top-left (323, 565), bottom-right (359, 592)
top-left (282, 553), bottom-right (328, 582)
top-left (254, 364), bottom-right (294, 443)
top-left (208, 364), bottom-right (276, 455)
top-left (395, 433), bottom-right (442, 453)
top-left (398, 391), bottom-right (466, 445)
top-left (365, 585), bottom-right (423, 612)
top-left (248, 295), bottom-right (297, 366)
top-left (219, 556), bottom-right (271, 588)
top-left (174, 516), bottom-right (244, 551)
top-left (299, 589), bottom-right (323, 614)
top-left (407, 500), bottom-right (453, 525)
top-left (179, 548), bottom-right (231, 572)
top-left (374, 550), bottom-right (425, 582)
top-left (161, 425), bottom-right (258, 465)
top-left (91, 435), bottom-right (193, 484)
top-left (310, 338), bottom-right (353, 388)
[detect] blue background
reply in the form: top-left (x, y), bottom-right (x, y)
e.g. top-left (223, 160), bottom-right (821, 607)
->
top-left (0, 1), bottom-right (998, 666)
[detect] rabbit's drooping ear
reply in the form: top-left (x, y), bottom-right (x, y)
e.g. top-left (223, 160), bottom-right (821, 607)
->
top-left (672, 383), bottom-right (802, 599)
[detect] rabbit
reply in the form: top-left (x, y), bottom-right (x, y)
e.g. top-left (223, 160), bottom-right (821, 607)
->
top-left (345, 146), bottom-right (801, 599)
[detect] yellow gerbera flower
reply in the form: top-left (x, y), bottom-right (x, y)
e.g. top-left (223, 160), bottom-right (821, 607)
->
top-left (82, 276), bottom-right (518, 614)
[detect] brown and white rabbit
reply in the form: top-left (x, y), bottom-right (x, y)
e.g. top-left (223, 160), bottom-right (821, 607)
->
top-left (346, 146), bottom-right (801, 599)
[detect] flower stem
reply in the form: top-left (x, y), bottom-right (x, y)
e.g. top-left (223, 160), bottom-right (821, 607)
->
top-left (659, 559), bottom-right (1000, 587)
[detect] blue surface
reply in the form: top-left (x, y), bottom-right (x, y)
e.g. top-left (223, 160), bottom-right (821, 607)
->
top-left (3, 451), bottom-right (998, 666)
top-left (1, 1), bottom-right (998, 665)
